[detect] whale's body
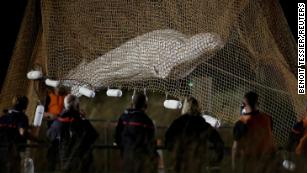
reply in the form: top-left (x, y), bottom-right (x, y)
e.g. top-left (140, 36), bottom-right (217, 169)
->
top-left (64, 29), bottom-right (224, 90)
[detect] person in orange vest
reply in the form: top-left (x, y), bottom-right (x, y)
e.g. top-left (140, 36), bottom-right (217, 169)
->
top-left (44, 87), bottom-right (67, 171)
top-left (44, 87), bottom-right (67, 121)
top-left (232, 91), bottom-right (276, 171)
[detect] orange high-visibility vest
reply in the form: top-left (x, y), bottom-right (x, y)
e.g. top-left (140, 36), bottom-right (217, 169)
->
top-left (47, 92), bottom-right (65, 116)
top-left (296, 117), bottom-right (307, 156)
top-left (238, 112), bottom-right (276, 157)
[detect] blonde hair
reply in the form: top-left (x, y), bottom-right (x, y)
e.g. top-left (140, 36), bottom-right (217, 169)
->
top-left (64, 94), bottom-right (79, 111)
top-left (181, 96), bottom-right (201, 116)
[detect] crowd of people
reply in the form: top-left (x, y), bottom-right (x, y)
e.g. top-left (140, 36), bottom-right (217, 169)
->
top-left (0, 89), bottom-right (307, 173)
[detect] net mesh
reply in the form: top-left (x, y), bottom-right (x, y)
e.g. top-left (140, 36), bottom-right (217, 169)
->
top-left (0, 0), bottom-right (305, 145)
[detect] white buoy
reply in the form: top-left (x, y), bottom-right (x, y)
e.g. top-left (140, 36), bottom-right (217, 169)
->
top-left (106, 89), bottom-right (123, 97)
top-left (282, 160), bottom-right (296, 171)
top-left (33, 104), bottom-right (44, 127)
top-left (45, 79), bottom-right (60, 88)
top-left (27, 70), bottom-right (43, 80)
top-left (163, 100), bottom-right (182, 109)
top-left (202, 115), bottom-right (221, 128)
top-left (24, 157), bottom-right (34, 173)
top-left (79, 87), bottom-right (95, 98)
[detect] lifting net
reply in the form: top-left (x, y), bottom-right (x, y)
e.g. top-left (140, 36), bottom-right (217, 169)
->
top-left (0, 0), bottom-right (305, 145)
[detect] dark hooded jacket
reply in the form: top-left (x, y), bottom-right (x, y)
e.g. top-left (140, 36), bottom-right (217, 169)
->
top-left (47, 109), bottom-right (98, 171)
top-left (165, 114), bottom-right (224, 164)
top-left (115, 108), bottom-right (155, 155)
top-left (0, 108), bottom-right (29, 173)
top-left (0, 108), bottom-right (29, 151)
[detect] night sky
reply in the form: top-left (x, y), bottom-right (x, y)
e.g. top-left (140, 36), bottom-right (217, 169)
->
top-left (0, 0), bottom-right (300, 91)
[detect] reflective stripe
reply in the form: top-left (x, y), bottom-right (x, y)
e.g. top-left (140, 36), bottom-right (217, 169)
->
top-left (122, 121), bottom-right (154, 129)
top-left (292, 128), bottom-right (302, 134)
top-left (58, 117), bottom-right (75, 123)
top-left (0, 123), bottom-right (17, 128)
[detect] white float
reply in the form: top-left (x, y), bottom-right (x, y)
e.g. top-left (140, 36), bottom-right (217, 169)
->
top-left (79, 86), bottom-right (95, 98)
top-left (27, 70), bottom-right (43, 80)
top-left (33, 104), bottom-right (44, 127)
top-left (24, 157), bottom-right (34, 173)
top-left (163, 100), bottom-right (182, 110)
top-left (202, 114), bottom-right (221, 128)
top-left (45, 79), bottom-right (60, 88)
top-left (106, 89), bottom-right (123, 97)
top-left (282, 160), bottom-right (296, 171)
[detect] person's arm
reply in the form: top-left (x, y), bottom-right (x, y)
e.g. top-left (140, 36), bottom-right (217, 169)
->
top-left (148, 119), bottom-right (155, 142)
top-left (165, 118), bottom-right (182, 150)
top-left (47, 120), bottom-right (61, 141)
top-left (207, 127), bottom-right (224, 163)
top-left (11, 113), bottom-right (41, 143)
top-left (44, 94), bottom-right (51, 111)
top-left (82, 119), bottom-right (99, 145)
top-left (232, 121), bottom-right (247, 170)
top-left (77, 119), bottom-right (99, 155)
top-left (232, 141), bottom-right (238, 169)
top-left (17, 114), bottom-right (29, 138)
top-left (296, 135), bottom-right (307, 155)
top-left (287, 121), bottom-right (304, 151)
top-left (146, 118), bottom-right (156, 156)
top-left (115, 114), bottom-right (124, 147)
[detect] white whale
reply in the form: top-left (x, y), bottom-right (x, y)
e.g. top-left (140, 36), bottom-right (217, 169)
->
top-left (63, 29), bottom-right (224, 90)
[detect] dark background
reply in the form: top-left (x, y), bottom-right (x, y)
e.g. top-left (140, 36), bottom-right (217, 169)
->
top-left (0, 0), bottom-right (299, 91)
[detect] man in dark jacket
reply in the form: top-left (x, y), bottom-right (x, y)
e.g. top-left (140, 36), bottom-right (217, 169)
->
top-left (47, 94), bottom-right (98, 173)
top-left (0, 96), bottom-right (29, 173)
top-left (115, 93), bottom-right (157, 173)
top-left (165, 97), bottom-right (224, 173)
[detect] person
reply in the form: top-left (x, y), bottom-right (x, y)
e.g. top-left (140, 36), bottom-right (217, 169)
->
top-left (0, 96), bottom-right (30, 173)
top-left (44, 87), bottom-right (67, 122)
top-left (47, 94), bottom-right (98, 173)
top-left (287, 105), bottom-right (307, 156)
top-left (283, 106), bottom-right (307, 172)
top-left (165, 96), bottom-right (224, 173)
top-left (45, 88), bottom-right (67, 171)
top-left (232, 91), bottom-right (276, 172)
top-left (115, 93), bottom-right (157, 173)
